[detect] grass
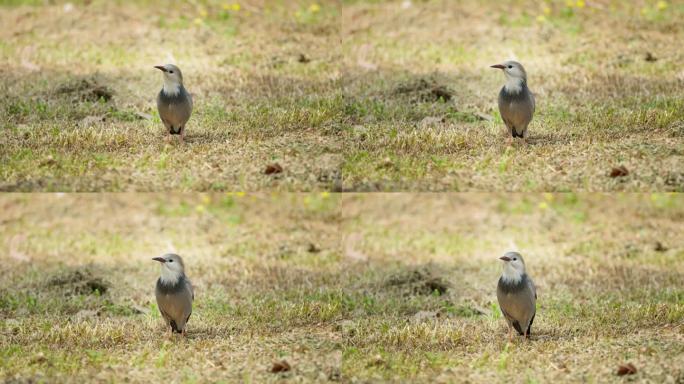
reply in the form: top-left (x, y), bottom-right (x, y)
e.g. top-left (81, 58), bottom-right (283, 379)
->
top-left (1, 193), bottom-right (683, 382)
top-left (1, 0), bottom-right (683, 191)
top-left (340, 0), bottom-right (684, 191)
top-left (0, 0), bottom-right (343, 191)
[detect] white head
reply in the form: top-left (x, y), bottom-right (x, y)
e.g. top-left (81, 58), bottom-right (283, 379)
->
top-left (490, 60), bottom-right (527, 93)
top-left (153, 253), bottom-right (186, 285)
top-left (154, 64), bottom-right (183, 96)
top-left (499, 251), bottom-right (526, 284)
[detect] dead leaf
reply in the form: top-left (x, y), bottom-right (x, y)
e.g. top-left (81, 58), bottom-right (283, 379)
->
top-left (271, 360), bottom-right (291, 373)
top-left (30, 352), bottom-right (47, 365)
top-left (135, 112), bottom-right (153, 120)
top-left (653, 241), bottom-right (667, 252)
top-left (263, 163), bottom-right (283, 175)
top-left (297, 53), bottom-right (310, 63)
top-left (39, 156), bottom-right (57, 167)
top-left (616, 363), bottom-right (637, 376)
top-left (307, 243), bottom-right (321, 253)
top-left (609, 166), bottom-right (629, 178)
top-left (475, 112), bottom-right (494, 121)
top-left (367, 355), bottom-right (386, 367)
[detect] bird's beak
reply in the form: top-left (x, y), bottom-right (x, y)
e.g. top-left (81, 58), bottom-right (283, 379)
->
top-left (152, 257), bottom-right (166, 263)
top-left (499, 256), bottom-right (511, 261)
top-left (154, 65), bottom-right (167, 72)
top-left (490, 64), bottom-right (506, 70)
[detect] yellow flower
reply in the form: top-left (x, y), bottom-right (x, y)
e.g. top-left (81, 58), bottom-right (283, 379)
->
top-left (223, 4), bottom-right (230, 10)
top-left (199, 8), bottom-right (208, 17)
top-left (565, 0), bottom-right (574, 7)
top-left (543, 193), bottom-right (554, 202)
top-left (320, 192), bottom-right (330, 199)
top-left (232, 3), bottom-right (241, 11)
top-left (195, 204), bottom-right (206, 213)
top-left (657, 1), bottom-right (668, 10)
top-left (536, 15), bottom-right (546, 22)
top-left (309, 3), bottom-right (320, 13)
top-left (538, 202), bottom-right (548, 210)
top-left (576, 0), bottom-right (585, 8)
top-left (193, 17), bottom-right (203, 25)
top-left (543, 6), bottom-right (551, 15)
top-left (236, 191), bottom-right (246, 197)
top-left (201, 195), bottom-right (211, 205)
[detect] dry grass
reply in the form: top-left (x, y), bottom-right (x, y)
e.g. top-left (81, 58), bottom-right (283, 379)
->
top-left (0, 0), bottom-right (342, 191)
top-left (2, 1), bottom-right (683, 191)
top-left (1, 193), bottom-right (683, 382)
top-left (341, 0), bottom-right (684, 191)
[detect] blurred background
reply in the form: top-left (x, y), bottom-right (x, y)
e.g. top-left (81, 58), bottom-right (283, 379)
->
top-left (0, 0), bottom-right (343, 191)
top-left (1, 193), bottom-right (682, 381)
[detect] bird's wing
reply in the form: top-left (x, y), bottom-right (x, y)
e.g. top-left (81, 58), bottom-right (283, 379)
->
top-left (527, 277), bottom-right (537, 300)
top-left (529, 91), bottom-right (536, 115)
top-left (185, 278), bottom-right (195, 301)
top-left (155, 287), bottom-right (174, 325)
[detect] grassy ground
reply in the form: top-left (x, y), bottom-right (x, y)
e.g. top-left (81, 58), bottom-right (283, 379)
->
top-left (341, 0), bottom-right (684, 191)
top-left (1, 193), bottom-right (683, 382)
top-left (2, 1), bottom-right (683, 192)
top-left (0, 0), bottom-right (342, 191)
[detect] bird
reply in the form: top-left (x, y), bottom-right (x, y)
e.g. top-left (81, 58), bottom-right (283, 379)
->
top-left (153, 253), bottom-right (194, 336)
top-left (496, 251), bottom-right (537, 341)
top-left (154, 64), bottom-right (193, 143)
top-left (490, 61), bottom-right (535, 142)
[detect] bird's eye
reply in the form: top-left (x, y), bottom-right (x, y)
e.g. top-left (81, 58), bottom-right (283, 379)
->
top-left (169, 71), bottom-right (174, 74)
top-left (507, 65), bottom-right (513, 69)
top-left (168, 259), bottom-right (173, 263)
top-left (513, 258), bottom-right (517, 260)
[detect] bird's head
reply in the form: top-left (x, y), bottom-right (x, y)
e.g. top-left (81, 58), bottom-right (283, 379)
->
top-left (153, 253), bottom-right (186, 284)
top-left (499, 251), bottom-right (526, 281)
top-left (154, 64), bottom-right (184, 91)
top-left (491, 61), bottom-right (527, 82)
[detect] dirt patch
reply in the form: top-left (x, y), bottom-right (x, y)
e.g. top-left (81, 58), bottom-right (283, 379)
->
top-left (54, 77), bottom-right (114, 103)
top-left (392, 77), bottom-right (454, 103)
top-left (47, 268), bottom-right (109, 296)
top-left (385, 266), bottom-right (449, 296)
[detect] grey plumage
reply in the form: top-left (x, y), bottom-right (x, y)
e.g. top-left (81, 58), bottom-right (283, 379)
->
top-left (154, 64), bottom-right (193, 142)
top-left (496, 251), bottom-right (536, 339)
top-left (491, 61), bottom-right (535, 139)
top-left (153, 253), bottom-right (194, 335)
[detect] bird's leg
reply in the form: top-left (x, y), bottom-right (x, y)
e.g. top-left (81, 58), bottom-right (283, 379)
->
top-left (508, 326), bottom-right (513, 342)
top-left (182, 328), bottom-right (187, 337)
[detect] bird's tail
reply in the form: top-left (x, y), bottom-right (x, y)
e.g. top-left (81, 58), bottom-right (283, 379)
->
top-left (170, 320), bottom-right (182, 334)
top-left (511, 320), bottom-right (524, 335)
top-left (512, 129), bottom-right (524, 138)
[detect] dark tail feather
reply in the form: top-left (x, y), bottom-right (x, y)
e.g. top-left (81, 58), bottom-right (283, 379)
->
top-left (511, 320), bottom-right (524, 335)
top-left (512, 129), bottom-right (524, 138)
top-left (170, 320), bottom-right (182, 333)
top-left (525, 313), bottom-right (536, 337)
